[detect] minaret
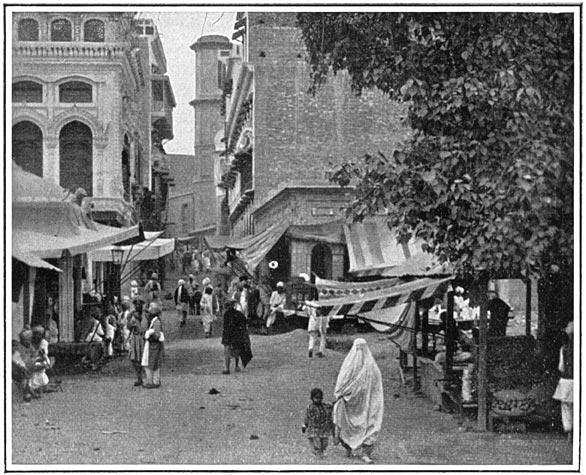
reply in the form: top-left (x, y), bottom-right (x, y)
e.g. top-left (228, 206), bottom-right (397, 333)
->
top-left (189, 35), bottom-right (231, 235)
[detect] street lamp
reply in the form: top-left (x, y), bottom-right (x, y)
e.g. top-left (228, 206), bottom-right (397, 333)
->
top-left (111, 247), bottom-right (124, 265)
top-left (111, 247), bottom-right (124, 303)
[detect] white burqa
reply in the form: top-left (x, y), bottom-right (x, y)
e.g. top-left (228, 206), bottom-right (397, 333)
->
top-left (333, 338), bottom-right (384, 449)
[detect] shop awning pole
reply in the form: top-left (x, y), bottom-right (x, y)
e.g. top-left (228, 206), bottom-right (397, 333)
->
top-left (444, 288), bottom-right (455, 377)
top-left (413, 300), bottom-right (420, 392)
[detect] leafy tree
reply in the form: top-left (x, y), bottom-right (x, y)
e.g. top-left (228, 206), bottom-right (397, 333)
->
top-left (297, 12), bottom-right (574, 368)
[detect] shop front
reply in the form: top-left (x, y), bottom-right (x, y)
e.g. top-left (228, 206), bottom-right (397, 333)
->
top-left (12, 200), bottom-right (139, 342)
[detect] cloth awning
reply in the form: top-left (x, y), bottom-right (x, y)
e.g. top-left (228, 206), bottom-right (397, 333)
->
top-left (88, 236), bottom-right (175, 262)
top-left (287, 220), bottom-right (345, 244)
top-left (12, 161), bottom-right (69, 202)
top-left (12, 247), bottom-right (62, 272)
top-left (317, 277), bottom-right (452, 318)
top-left (205, 222), bottom-right (290, 273)
top-left (344, 221), bottom-right (428, 277)
top-left (13, 202), bottom-right (140, 259)
top-left (316, 276), bottom-right (452, 351)
top-left (315, 276), bottom-right (401, 300)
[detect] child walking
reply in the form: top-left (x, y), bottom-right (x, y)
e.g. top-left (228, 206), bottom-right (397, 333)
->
top-left (302, 388), bottom-right (334, 458)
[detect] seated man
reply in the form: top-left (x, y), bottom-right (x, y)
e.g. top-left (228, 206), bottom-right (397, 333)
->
top-left (27, 326), bottom-right (53, 397)
top-left (12, 328), bottom-right (34, 401)
top-left (266, 282), bottom-right (287, 329)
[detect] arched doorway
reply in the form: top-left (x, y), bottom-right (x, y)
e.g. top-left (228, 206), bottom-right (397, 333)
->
top-left (13, 121), bottom-right (43, 177)
top-left (59, 121), bottom-right (93, 195)
top-left (311, 243), bottom-right (333, 281)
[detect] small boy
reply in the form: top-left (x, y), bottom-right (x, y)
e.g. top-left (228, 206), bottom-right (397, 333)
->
top-left (302, 388), bottom-right (334, 457)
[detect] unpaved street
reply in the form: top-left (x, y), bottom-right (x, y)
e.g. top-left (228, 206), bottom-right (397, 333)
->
top-left (10, 311), bottom-right (573, 468)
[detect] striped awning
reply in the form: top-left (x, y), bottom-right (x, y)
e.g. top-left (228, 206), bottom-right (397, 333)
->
top-left (343, 221), bottom-right (427, 277)
top-left (318, 277), bottom-right (452, 318)
top-left (315, 276), bottom-right (401, 300)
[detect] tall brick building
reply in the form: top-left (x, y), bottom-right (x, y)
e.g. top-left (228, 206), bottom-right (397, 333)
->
top-left (216, 12), bottom-right (408, 283)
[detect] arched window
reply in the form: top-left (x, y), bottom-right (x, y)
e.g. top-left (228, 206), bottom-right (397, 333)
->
top-left (51, 19), bottom-right (72, 41)
top-left (18, 19), bottom-right (39, 41)
top-left (59, 121), bottom-right (93, 195)
top-left (13, 121), bottom-right (43, 177)
top-left (13, 81), bottom-right (43, 103)
top-left (84, 19), bottom-right (105, 42)
top-left (59, 81), bottom-right (92, 103)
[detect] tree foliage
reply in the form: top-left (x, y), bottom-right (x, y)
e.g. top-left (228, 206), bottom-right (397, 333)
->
top-left (297, 13), bottom-right (574, 280)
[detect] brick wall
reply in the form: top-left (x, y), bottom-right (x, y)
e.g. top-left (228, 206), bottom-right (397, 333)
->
top-left (254, 187), bottom-right (350, 232)
top-left (248, 12), bottom-right (410, 206)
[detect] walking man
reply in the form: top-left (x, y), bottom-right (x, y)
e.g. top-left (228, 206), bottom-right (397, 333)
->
top-left (174, 279), bottom-right (189, 327)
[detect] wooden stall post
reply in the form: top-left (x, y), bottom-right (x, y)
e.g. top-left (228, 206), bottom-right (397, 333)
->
top-left (413, 301), bottom-right (420, 392)
top-left (422, 303), bottom-right (429, 358)
top-left (444, 288), bottom-right (455, 377)
top-left (476, 275), bottom-right (489, 431)
top-left (525, 279), bottom-right (532, 337)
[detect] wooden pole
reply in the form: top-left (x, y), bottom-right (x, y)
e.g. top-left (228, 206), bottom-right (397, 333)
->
top-left (525, 279), bottom-right (532, 337)
top-left (413, 301), bottom-right (419, 392)
top-left (445, 289), bottom-right (455, 376)
top-left (477, 275), bottom-right (489, 431)
top-left (422, 305), bottom-right (429, 358)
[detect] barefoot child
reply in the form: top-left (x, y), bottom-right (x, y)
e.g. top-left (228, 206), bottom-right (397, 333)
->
top-left (302, 388), bottom-right (334, 457)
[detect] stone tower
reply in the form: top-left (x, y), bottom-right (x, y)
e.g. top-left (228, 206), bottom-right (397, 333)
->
top-left (189, 35), bottom-right (231, 237)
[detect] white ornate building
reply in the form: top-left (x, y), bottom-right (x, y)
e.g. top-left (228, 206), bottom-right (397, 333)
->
top-left (11, 12), bottom-right (175, 227)
top-left (11, 12), bottom-right (176, 322)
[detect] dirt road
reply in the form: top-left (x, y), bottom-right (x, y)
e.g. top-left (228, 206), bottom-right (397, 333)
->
top-left (10, 310), bottom-right (573, 468)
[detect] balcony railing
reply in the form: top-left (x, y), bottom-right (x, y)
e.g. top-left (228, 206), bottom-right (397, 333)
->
top-left (14, 42), bottom-right (128, 60)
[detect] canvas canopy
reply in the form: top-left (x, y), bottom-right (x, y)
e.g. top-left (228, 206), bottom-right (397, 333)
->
top-left (344, 221), bottom-right (430, 277)
top-left (316, 277), bottom-right (452, 350)
top-left (88, 232), bottom-right (175, 263)
top-left (12, 247), bottom-right (62, 272)
top-left (13, 201), bottom-right (140, 259)
top-left (205, 222), bottom-right (290, 273)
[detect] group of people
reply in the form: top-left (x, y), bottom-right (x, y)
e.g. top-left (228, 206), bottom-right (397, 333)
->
top-left (179, 248), bottom-right (211, 275)
top-left (125, 299), bottom-right (166, 388)
top-left (174, 275), bottom-right (222, 337)
top-left (226, 274), bottom-right (329, 359)
top-left (12, 325), bottom-right (60, 401)
top-left (84, 295), bottom-right (167, 389)
top-left (302, 338), bottom-right (384, 463)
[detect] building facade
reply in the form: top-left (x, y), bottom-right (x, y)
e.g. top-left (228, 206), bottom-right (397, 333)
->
top-left (12, 12), bottom-right (176, 304)
top-left (166, 153), bottom-right (196, 238)
top-left (216, 12), bottom-right (409, 282)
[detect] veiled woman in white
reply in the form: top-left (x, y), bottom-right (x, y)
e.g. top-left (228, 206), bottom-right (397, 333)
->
top-left (333, 338), bottom-right (384, 464)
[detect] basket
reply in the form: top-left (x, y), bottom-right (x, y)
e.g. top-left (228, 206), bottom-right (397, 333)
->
top-left (490, 389), bottom-right (536, 416)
